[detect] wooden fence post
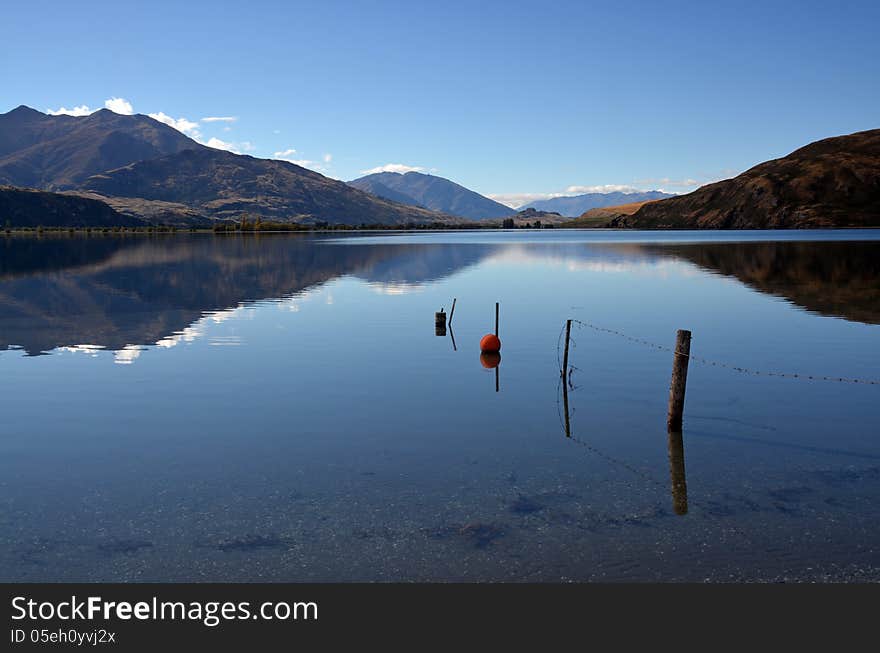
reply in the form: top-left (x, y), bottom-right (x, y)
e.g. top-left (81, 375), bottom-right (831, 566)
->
top-left (666, 329), bottom-right (691, 431)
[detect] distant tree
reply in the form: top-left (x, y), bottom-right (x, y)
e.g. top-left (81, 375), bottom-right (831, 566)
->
top-left (535, 220), bottom-right (542, 229)
top-left (502, 218), bottom-right (514, 229)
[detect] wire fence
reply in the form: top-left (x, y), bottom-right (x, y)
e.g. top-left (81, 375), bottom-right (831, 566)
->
top-left (559, 318), bottom-right (880, 386)
top-left (554, 374), bottom-right (668, 490)
top-left (554, 317), bottom-right (879, 520)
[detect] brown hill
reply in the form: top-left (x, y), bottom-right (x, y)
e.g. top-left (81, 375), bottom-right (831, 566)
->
top-left (81, 148), bottom-right (457, 225)
top-left (509, 207), bottom-right (568, 226)
top-left (619, 129), bottom-right (880, 229)
top-left (0, 185), bottom-right (138, 228)
top-left (564, 200), bottom-right (656, 227)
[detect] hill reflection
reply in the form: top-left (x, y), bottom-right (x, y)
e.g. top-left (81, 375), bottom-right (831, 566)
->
top-left (645, 241), bottom-right (880, 325)
top-left (0, 235), bottom-right (492, 355)
top-left (1, 235), bottom-right (877, 355)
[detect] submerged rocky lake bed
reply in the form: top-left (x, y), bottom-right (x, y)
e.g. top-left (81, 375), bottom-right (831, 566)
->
top-left (1, 230), bottom-right (879, 582)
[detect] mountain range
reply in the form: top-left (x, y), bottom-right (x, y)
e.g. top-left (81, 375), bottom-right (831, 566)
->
top-left (348, 171), bottom-right (513, 220)
top-left (1, 104), bottom-right (877, 229)
top-left (522, 190), bottom-right (673, 217)
top-left (0, 106), bottom-right (203, 189)
top-left (0, 106), bottom-right (453, 226)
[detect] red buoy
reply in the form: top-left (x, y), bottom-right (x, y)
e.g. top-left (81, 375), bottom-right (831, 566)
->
top-left (480, 333), bottom-right (501, 353)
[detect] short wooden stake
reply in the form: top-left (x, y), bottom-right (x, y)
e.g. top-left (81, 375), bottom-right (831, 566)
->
top-left (666, 329), bottom-right (692, 431)
top-left (435, 310), bottom-right (446, 336)
top-left (667, 429), bottom-right (688, 515)
top-left (561, 319), bottom-right (572, 378)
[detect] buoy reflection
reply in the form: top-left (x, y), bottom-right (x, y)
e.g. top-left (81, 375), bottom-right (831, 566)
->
top-left (480, 352), bottom-right (501, 393)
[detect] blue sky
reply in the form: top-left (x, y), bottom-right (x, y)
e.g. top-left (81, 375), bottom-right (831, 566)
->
top-left (2, 0), bottom-right (878, 206)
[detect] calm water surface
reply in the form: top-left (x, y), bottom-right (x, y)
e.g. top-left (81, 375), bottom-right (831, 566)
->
top-left (1, 230), bottom-right (879, 581)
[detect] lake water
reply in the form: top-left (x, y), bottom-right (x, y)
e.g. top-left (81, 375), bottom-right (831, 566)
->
top-left (2, 230), bottom-right (879, 582)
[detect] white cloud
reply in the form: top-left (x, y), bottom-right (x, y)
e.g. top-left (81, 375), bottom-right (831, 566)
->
top-left (205, 137), bottom-right (240, 153)
top-left (200, 138), bottom-right (254, 154)
top-left (360, 163), bottom-right (425, 175)
top-left (47, 96), bottom-right (134, 116)
top-left (271, 147), bottom-right (328, 172)
top-left (633, 177), bottom-right (701, 188)
top-left (46, 104), bottom-right (94, 116)
top-left (368, 282), bottom-right (425, 295)
top-left (283, 158), bottom-right (325, 171)
top-left (57, 344), bottom-right (102, 355)
top-left (148, 111), bottom-right (200, 136)
top-left (104, 97), bottom-right (134, 115)
top-left (565, 184), bottom-right (640, 194)
top-left (201, 116), bottom-right (237, 123)
top-left (114, 345), bottom-right (143, 365)
top-left (488, 192), bottom-right (569, 208)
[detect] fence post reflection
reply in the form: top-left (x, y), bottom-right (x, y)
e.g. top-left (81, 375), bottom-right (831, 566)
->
top-left (562, 372), bottom-right (571, 438)
top-left (667, 429), bottom-right (688, 515)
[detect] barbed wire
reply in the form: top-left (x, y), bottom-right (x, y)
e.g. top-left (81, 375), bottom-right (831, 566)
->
top-left (554, 374), bottom-right (666, 490)
top-left (563, 318), bottom-right (880, 386)
top-left (555, 374), bottom-right (776, 527)
top-left (553, 319), bottom-right (878, 525)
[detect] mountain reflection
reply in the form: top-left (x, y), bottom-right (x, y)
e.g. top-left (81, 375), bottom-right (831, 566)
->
top-left (644, 241), bottom-right (880, 325)
top-left (1, 235), bottom-right (878, 356)
top-left (0, 235), bottom-right (493, 355)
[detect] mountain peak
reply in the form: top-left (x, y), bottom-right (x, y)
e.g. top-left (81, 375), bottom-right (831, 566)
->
top-left (348, 171), bottom-right (512, 220)
top-left (87, 107), bottom-right (130, 120)
top-left (4, 105), bottom-right (44, 120)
